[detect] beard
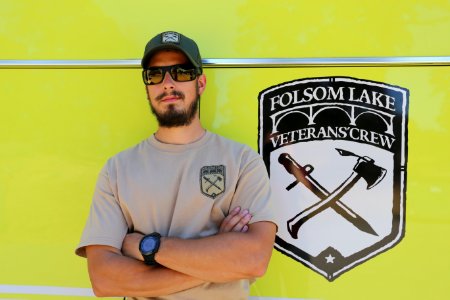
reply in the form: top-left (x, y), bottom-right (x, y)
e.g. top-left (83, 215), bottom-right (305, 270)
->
top-left (148, 89), bottom-right (200, 128)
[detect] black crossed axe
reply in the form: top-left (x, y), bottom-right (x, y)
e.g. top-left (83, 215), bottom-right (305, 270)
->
top-left (278, 149), bottom-right (386, 239)
top-left (203, 175), bottom-right (223, 193)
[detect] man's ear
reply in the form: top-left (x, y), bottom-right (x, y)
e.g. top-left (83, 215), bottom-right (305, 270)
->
top-left (197, 74), bottom-right (207, 95)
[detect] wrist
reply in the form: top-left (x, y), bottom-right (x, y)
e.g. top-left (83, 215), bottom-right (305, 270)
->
top-left (154, 236), bottom-right (166, 263)
top-left (122, 232), bottom-right (145, 260)
top-left (139, 232), bottom-right (161, 266)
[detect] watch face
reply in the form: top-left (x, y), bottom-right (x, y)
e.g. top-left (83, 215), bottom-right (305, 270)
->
top-left (141, 236), bottom-right (157, 253)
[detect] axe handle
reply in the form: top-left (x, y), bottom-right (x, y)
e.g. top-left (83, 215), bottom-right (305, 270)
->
top-left (288, 172), bottom-right (378, 236)
top-left (287, 172), bottom-right (361, 239)
top-left (280, 153), bottom-right (379, 237)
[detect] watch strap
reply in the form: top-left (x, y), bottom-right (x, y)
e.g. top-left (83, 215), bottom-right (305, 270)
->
top-left (139, 232), bottom-right (161, 266)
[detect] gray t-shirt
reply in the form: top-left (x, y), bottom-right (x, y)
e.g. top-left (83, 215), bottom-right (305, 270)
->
top-left (76, 131), bottom-right (276, 299)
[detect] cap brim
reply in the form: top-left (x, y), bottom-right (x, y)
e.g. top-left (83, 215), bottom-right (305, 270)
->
top-left (141, 44), bottom-right (201, 69)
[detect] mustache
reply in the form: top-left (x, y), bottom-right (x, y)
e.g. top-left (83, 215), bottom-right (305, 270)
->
top-left (155, 90), bottom-right (185, 101)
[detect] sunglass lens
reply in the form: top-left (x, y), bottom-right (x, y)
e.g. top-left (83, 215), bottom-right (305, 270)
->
top-left (172, 67), bottom-right (196, 82)
top-left (144, 69), bottom-right (164, 85)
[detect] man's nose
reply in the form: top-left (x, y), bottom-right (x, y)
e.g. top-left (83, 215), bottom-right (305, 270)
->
top-left (162, 71), bottom-right (175, 89)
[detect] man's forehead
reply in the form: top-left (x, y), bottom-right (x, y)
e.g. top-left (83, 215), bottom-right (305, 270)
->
top-left (147, 49), bottom-right (189, 67)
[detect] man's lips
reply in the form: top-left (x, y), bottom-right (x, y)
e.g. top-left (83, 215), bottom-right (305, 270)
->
top-left (156, 90), bottom-right (185, 103)
top-left (160, 96), bottom-right (181, 103)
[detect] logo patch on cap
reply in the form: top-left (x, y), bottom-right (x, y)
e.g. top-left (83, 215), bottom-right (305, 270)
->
top-left (161, 31), bottom-right (180, 44)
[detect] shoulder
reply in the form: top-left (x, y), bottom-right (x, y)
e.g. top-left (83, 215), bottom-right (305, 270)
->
top-left (209, 132), bottom-right (258, 154)
top-left (102, 138), bottom-right (151, 171)
top-left (208, 132), bottom-right (252, 150)
top-left (207, 132), bottom-right (263, 166)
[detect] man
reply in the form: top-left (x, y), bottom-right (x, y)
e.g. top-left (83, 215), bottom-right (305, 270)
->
top-left (76, 31), bottom-right (277, 299)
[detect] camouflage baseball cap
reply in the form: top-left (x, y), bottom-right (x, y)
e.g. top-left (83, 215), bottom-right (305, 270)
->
top-left (141, 31), bottom-right (203, 73)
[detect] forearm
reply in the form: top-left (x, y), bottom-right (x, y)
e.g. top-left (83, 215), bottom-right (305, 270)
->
top-left (86, 245), bottom-right (204, 297)
top-left (156, 222), bottom-right (276, 282)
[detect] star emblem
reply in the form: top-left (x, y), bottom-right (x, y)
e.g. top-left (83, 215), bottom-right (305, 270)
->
top-left (325, 254), bottom-right (335, 264)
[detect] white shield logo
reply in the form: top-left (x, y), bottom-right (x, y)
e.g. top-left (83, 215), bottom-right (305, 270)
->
top-left (258, 77), bottom-right (408, 281)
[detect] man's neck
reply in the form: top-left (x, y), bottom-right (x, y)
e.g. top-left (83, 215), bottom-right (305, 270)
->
top-left (154, 121), bottom-right (206, 145)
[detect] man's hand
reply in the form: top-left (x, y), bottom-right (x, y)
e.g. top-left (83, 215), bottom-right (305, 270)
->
top-left (219, 206), bottom-right (252, 233)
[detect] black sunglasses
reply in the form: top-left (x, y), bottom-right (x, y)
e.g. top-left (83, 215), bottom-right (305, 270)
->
top-left (142, 64), bottom-right (201, 85)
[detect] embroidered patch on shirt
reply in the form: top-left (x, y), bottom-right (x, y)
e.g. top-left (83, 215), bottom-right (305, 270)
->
top-left (200, 165), bottom-right (226, 199)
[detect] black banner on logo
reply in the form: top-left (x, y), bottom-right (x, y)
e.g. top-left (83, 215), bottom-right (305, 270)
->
top-left (258, 77), bottom-right (408, 281)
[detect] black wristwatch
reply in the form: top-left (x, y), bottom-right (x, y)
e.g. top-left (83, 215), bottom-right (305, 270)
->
top-left (139, 232), bottom-right (161, 266)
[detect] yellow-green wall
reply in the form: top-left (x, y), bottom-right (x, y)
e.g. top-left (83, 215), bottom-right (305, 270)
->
top-left (1, 1), bottom-right (449, 299)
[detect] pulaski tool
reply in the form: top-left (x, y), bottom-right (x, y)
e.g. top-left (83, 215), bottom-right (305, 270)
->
top-left (279, 149), bottom-right (386, 239)
top-left (203, 176), bottom-right (223, 192)
top-left (279, 153), bottom-right (378, 237)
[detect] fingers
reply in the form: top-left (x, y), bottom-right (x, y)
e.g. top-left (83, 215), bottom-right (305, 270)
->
top-left (219, 207), bottom-right (252, 233)
top-left (231, 211), bottom-right (251, 233)
top-left (219, 206), bottom-right (240, 233)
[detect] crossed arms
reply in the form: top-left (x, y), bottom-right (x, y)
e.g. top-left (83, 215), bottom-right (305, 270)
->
top-left (85, 207), bottom-right (277, 297)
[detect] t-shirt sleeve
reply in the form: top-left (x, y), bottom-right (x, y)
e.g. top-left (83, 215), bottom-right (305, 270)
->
top-left (231, 150), bottom-right (278, 229)
top-left (75, 160), bottom-right (129, 257)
